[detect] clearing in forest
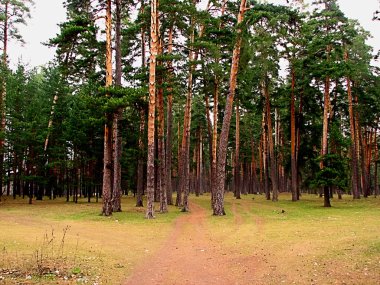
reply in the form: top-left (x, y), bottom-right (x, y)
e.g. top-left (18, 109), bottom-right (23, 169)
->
top-left (0, 193), bottom-right (380, 284)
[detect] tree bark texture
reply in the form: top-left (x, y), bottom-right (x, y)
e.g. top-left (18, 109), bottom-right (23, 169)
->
top-left (345, 51), bottom-right (360, 199)
top-left (112, 0), bottom-right (123, 212)
top-left (321, 76), bottom-right (330, 207)
top-left (112, 110), bottom-right (122, 212)
top-left (178, 15), bottom-right (195, 212)
top-left (157, 36), bottom-right (168, 213)
top-left (262, 113), bottom-right (270, 200)
top-left (146, 0), bottom-right (158, 219)
top-left (102, 0), bottom-right (113, 216)
top-left (165, 25), bottom-right (174, 205)
top-left (214, 0), bottom-right (247, 216)
top-left (263, 79), bottom-right (278, 202)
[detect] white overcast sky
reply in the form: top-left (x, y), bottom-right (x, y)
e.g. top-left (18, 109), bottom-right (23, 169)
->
top-left (7, 0), bottom-right (380, 69)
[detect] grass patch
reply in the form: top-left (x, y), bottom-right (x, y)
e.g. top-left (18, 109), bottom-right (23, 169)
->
top-left (1, 192), bottom-right (380, 284)
top-left (194, 192), bottom-right (380, 284)
top-left (0, 195), bottom-right (182, 284)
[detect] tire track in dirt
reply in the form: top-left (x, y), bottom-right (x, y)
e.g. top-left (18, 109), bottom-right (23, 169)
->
top-left (122, 201), bottom-right (258, 285)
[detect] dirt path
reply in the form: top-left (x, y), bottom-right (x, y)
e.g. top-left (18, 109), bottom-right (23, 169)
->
top-left (122, 201), bottom-right (258, 285)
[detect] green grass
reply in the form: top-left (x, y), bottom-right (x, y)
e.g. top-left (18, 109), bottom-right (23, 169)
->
top-left (193, 193), bottom-right (380, 284)
top-left (1, 192), bottom-right (380, 284)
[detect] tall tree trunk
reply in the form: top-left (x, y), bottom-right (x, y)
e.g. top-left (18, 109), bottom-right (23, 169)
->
top-left (374, 128), bottom-right (379, 198)
top-left (263, 79), bottom-right (278, 202)
top-left (210, 0), bottom-right (227, 208)
top-left (199, 131), bottom-right (203, 195)
top-left (165, 25), bottom-right (174, 205)
top-left (112, 110), bottom-right (122, 211)
top-left (102, 0), bottom-right (113, 216)
top-left (157, 34), bottom-right (168, 213)
top-left (146, 0), bottom-right (158, 219)
top-left (259, 133), bottom-right (264, 194)
top-left (211, 77), bottom-right (219, 208)
top-left (136, 108), bottom-right (145, 207)
top-left (345, 51), bottom-right (360, 199)
top-left (363, 129), bottom-right (372, 197)
top-left (179, 11), bottom-right (196, 212)
top-left (290, 67), bottom-right (298, 201)
top-left (354, 94), bottom-right (362, 196)
top-left (262, 111), bottom-right (270, 200)
top-left (136, 2), bottom-right (146, 207)
top-left (321, 76), bottom-right (331, 207)
top-left (295, 83), bottom-right (303, 199)
top-left (250, 136), bottom-right (258, 194)
top-left (205, 94), bottom-right (213, 195)
top-left (0, 1), bottom-right (9, 201)
top-left (214, 0), bottom-right (247, 216)
top-left (112, 0), bottom-right (123, 212)
top-left (235, 97), bottom-right (241, 199)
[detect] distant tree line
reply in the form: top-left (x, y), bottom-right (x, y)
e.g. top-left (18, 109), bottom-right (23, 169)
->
top-left (0, 0), bottom-right (379, 215)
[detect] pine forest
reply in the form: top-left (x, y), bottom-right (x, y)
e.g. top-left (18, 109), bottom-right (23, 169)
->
top-left (1, 0), bottom-right (380, 284)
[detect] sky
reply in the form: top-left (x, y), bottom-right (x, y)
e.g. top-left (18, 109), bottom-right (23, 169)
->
top-left (7, 0), bottom-right (380, 69)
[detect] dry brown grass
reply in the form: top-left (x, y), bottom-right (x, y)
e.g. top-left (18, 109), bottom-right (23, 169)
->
top-left (0, 196), bottom-right (180, 284)
top-left (1, 193), bottom-right (380, 284)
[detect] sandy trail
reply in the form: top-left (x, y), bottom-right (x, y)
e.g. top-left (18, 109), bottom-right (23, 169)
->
top-left (122, 201), bottom-right (258, 285)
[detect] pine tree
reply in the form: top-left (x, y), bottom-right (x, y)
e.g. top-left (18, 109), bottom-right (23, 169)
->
top-left (214, 0), bottom-right (248, 216)
top-left (0, 0), bottom-right (33, 199)
top-left (146, 0), bottom-right (159, 219)
top-left (102, 0), bottom-right (113, 216)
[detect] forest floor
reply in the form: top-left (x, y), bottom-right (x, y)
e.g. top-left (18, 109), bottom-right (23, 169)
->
top-left (0, 193), bottom-right (380, 284)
